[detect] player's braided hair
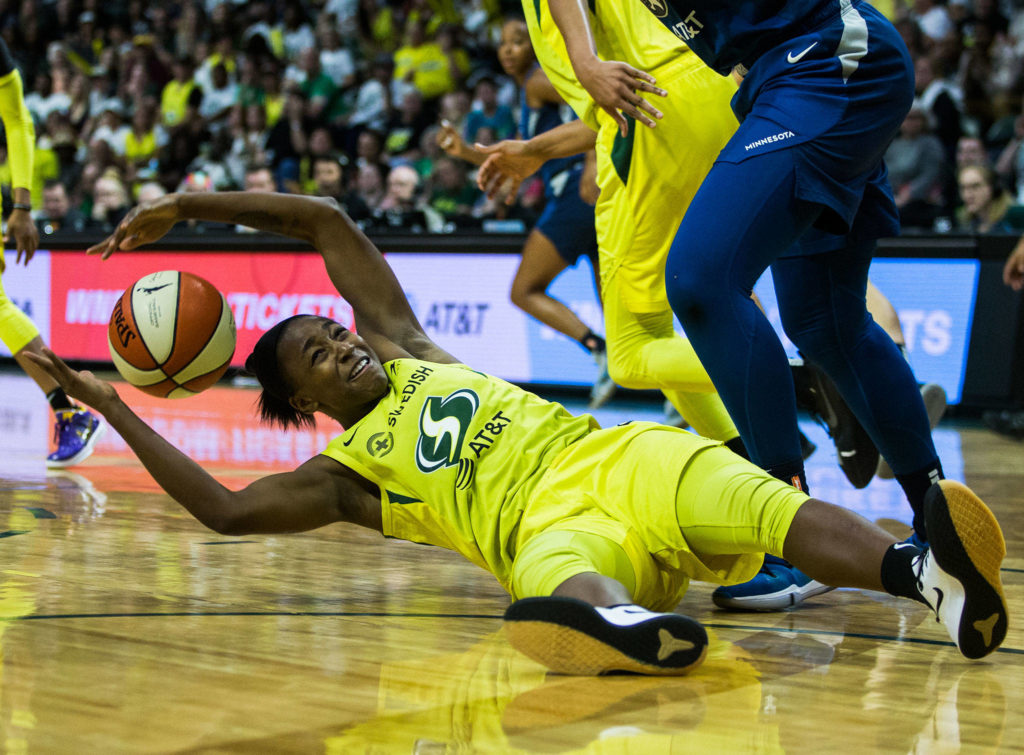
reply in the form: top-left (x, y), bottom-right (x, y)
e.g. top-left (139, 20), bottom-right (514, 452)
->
top-left (245, 315), bottom-right (317, 430)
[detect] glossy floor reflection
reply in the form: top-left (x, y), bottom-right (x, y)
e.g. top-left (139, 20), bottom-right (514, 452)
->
top-left (0, 370), bottom-right (1020, 752)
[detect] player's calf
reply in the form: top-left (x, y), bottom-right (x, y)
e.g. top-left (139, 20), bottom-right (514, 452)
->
top-left (504, 597), bottom-right (708, 675)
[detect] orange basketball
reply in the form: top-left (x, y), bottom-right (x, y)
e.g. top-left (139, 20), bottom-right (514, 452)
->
top-left (108, 271), bottom-right (237, 398)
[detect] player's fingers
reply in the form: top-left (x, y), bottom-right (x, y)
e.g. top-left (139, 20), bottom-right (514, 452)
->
top-left (503, 178), bottom-right (522, 205)
top-left (632, 78), bottom-right (667, 97)
top-left (604, 106), bottom-right (629, 138)
top-left (637, 97), bottom-right (663, 121)
top-left (474, 142), bottom-right (499, 154)
top-left (87, 236), bottom-right (115, 257)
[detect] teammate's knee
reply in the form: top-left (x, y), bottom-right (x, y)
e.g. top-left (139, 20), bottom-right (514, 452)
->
top-left (606, 346), bottom-right (652, 390)
top-left (0, 293), bottom-right (38, 354)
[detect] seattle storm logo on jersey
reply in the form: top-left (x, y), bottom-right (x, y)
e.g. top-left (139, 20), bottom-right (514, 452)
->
top-left (415, 389), bottom-right (480, 473)
top-left (639, 0), bottom-right (669, 18)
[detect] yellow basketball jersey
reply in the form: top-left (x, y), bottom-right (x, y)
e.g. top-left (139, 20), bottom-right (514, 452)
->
top-left (321, 359), bottom-right (597, 590)
top-left (521, 0), bottom-right (699, 129)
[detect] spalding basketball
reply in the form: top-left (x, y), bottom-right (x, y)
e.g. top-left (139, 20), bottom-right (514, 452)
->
top-left (108, 271), bottom-right (236, 398)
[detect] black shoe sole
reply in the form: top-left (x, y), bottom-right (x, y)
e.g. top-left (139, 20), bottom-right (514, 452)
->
top-left (924, 481), bottom-right (1008, 659)
top-left (504, 597), bottom-right (708, 676)
top-left (804, 364), bottom-right (879, 489)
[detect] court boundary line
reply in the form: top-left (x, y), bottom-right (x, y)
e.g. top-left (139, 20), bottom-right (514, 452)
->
top-left (2, 610), bottom-right (1020, 655)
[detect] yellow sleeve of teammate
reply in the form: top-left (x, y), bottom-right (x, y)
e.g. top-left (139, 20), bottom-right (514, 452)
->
top-left (0, 69), bottom-right (34, 194)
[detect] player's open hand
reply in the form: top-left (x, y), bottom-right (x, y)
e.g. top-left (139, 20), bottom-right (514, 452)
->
top-left (4, 207), bottom-right (39, 266)
top-left (23, 348), bottom-right (118, 412)
top-left (576, 58), bottom-right (666, 137)
top-left (476, 140), bottom-right (543, 204)
top-left (88, 194), bottom-right (181, 259)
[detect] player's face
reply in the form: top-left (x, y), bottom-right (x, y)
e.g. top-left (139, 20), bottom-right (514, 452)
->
top-left (498, 20), bottom-right (533, 78)
top-left (278, 317), bottom-right (389, 420)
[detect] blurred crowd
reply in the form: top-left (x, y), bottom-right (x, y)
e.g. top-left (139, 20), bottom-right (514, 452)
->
top-left (3, 0), bottom-right (1024, 236)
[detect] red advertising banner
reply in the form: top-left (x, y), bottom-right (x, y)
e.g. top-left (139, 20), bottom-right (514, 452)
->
top-left (48, 250), bottom-right (354, 366)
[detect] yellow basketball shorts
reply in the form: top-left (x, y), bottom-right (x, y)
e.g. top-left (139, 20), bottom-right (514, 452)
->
top-left (0, 249), bottom-right (40, 354)
top-left (594, 60), bottom-right (739, 313)
top-left (511, 423), bottom-right (807, 611)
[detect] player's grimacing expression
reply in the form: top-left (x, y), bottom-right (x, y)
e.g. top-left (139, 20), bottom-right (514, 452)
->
top-left (277, 317), bottom-right (389, 419)
top-left (498, 20), bottom-right (534, 79)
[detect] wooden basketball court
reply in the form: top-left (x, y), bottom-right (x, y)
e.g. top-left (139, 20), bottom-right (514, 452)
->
top-left (1, 371), bottom-right (1020, 752)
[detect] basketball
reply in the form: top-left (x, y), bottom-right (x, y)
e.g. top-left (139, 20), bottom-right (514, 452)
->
top-left (108, 270), bottom-right (236, 398)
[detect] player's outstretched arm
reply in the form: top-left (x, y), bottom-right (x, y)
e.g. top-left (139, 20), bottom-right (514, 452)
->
top-left (0, 38), bottom-right (39, 266)
top-left (24, 348), bottom-right (377, 535)
top-left (88, 192), bottom-right (458, 364)
top-left (547, 0), bottom-right (665, 135)
top-left (476, 119), bottom-right (596, 202)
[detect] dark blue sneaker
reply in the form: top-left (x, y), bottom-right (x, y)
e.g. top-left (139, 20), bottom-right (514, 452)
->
top-left (47, 408), bottom-right (105, 468)
top-left (712, 555), bottom-right (834, 611)
top-left (903, 530), bottom-right (928, 549)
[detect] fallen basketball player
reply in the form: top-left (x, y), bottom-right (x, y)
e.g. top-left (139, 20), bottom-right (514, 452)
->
top-left (29, 192), bottom-right (1009, 675)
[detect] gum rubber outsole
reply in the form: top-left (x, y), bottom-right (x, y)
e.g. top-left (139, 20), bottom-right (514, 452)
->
top-left (925, 480), bottom-right (1008, 659)
top-left (504, 597), bottom-right (708, 676)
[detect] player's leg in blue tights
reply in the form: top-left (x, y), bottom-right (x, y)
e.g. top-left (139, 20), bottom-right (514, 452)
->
top-left (665, 149), bottom-right (821, 481)
top-left (772, 244), bottom-right (942, 535)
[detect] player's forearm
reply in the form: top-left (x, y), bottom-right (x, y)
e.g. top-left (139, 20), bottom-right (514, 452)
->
top-left (174, 192), bottom-right (332, 245)
top-left (99, 396), bottom-right (242, 533)
top-left (549, 0), bottom-right (600, 75)
top-left (524, 119), bottom-right (596, 161)
top-left (0, 70), bottom-right (35, 192)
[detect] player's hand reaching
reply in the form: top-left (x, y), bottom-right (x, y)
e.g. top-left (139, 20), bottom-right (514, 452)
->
top-left (437, 120), bottom-right (469, 159)
top-left (4, 206), bottom-right (39, 266)
top-left (575, 57), bottom-right (666, 137)
top-left (88, 195), bottom-right (181, 259)
top-left (476, 140), bottom-right (544, 204)
top-left (24, 347), bottom-right (119, 413)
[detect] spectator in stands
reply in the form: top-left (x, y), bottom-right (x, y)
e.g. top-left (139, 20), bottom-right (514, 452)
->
top-left (311, 154), bottom-right (346, 201)
top-left (227, 104), bottom-right (272, 188)
top-left (429, 155), bottom-right (481, 225)
top-left (995, 105), bottom-right (1024, 203)
top-left (463, 74), bottom-right (515, 144)
top-left (955, 164), bottom-right (1015, 232)
top-left (915, 55), bottom-right (964, 162)
top-left (384, 90), bottom-right (431, 158)
top-left (374, 164), bottom-right (443, 232)
top-left (64, 70), bottom-right (91, 133)
top-left (161, 57), bottom-right (197, 128)
top-left (438, 89), bottom-right (472, 137)
top-left (244, 163), bottom-right (277, 193)
top-left (282, 2), bottom-right (316, 62)
top-left (912, 0), bottom-right (956, 44)
top-left (341, 162), bottom-right (380, 223)
top-left (198, 63), bottom-right (238, 131)
top-left (124, 100), bottom-right (166, 174)
top-left (87, 170), bottom-right (130, 231)
top-left (343, 55), bottom-right (395, 146)
top-left (35, 180), bottom-right (84, 234)
top-left (956, 135), bottom-right (991, 169)
top-left (394, 19), bottom-right (469, 102)
top-left (297, 127), bottom-right (340, 195)
top-left (885, 103), bottom-right (950, 230)
top-left (355, 128), bottom-right (389, 175)
top-left (318, 24), bottom-right (357, 91)
top-left (293, 46), bottom-right (345, 124)
top-left (24, 70), bottom-right (69, 124)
